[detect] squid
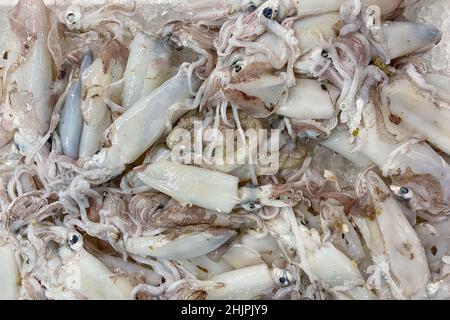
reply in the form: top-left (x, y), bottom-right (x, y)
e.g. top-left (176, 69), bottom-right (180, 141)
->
top-left (59, 2), bottom-right (136, 41)
top-left (321, 100), bottom-right (450, 204)
top-left (275, 78), bottom-right (336, 120)
top-left (122, 32), bottom-right (172, 109)
top-left (59, 51), bottom-right (93, 159)
top-left (161, 21), bottom-right (217, 87)
top-left (0, 243), bottom-right (20, 300)
top-left (200, 51), bottom-right (289, 118)
top-left (415, 218), bottom-right (450, 273)
top-left (15, 225), bottom-right (133, 300)
top-left (173, 0), bottom-right (403, 23)
top-left (352, 170), bottom-right (430, 299)
top-left (292, 12), bottom-right (341, 51)
top-left (86, 64), bottom-right (198, 176)
top-left (141, 199), bottom-right (254, 229)
top-left (373, 21), bottom-right (441, 63)
top-left (7, 0), bottom-right (54, 161)
top-left (135, 160), bottom-right (302, 213)
top-left (220, 234), bottom-right (284, 269)
top-left (0, 0), bottom-right (448, 302)
top-left (271, 207), bottom-right (377, 300)
top-left (290, 0), bottom-right (403, 18)
top-left (56, 246), bottom-right (134, 299)
top-left (79, 39), bottom-right (128, 159)
top-left (205, 264), bottom-right (292, 300)
top-left (124, 227), bottom-right (237, 260)
top-left (380, 76), bottom-right (450, 156)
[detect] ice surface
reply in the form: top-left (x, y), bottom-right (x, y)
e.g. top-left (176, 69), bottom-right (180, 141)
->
top-left (310, 143), bottom-right (362, 188)
top-left (404, 0), bottom-right (450, 76)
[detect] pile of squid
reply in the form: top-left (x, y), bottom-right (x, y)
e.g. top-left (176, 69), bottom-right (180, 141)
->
top-left (0, 0), bottom-right (449, 300)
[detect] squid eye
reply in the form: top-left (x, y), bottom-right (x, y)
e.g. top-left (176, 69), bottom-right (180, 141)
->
top-left (392, 185), bottom-right (413, 200)
top-left (272, 268), bottom-right (292, 287)
top-left (399, 187), bottom-right (413, 200)
top-left (242, 202), bottom-right (261, 211)
top-left (68, 234), bottom-right (79, 245)
top-left (279, 277), bottom-right (288, 285)
top-left (400, 187), bottom-right (409, 195)
top-left (247, 2), bottom-right (257, 11)
top-left (234, 64), bottom-right (242, 73)
top-left (94, 149), bottom-right (101, 155)
top-left (67, 12), bottom-right (76, 24)
top-left (67, 232), bottom-right (83, 251)
top-left (262, 7), bottom-right (274, 19)
top-left (321, 50), bottom-right (329, 58)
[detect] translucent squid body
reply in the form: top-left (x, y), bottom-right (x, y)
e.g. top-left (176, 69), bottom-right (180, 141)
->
top-left (294, 20), bottom-right (441, 90)
top-left (135, 160), bottom-right (240, 213)
top-left (0, 10), bottom-right (19, 148)
top-left (59, 52), bottom-right (94, 159)
top-left (88, 64), bottom-right (198, 174)
top-left (56, 246), bottom-right (134, 299)
top-left (20, 227), bottom-right (134, 300)
top-left (8, 0), bottom-right (53, 140)
top-left (122, 32), bottom-right (172, 109)
top-left (135, 160), bottom-right (302, 213)
top-left (378, 22), bottom-right (441, 62)
top-left (276, 207), bottom-right (376, 300)
top-left (205, 264), bottom-right (291, 300)
top-left (352, 171), bottom-right (430, 299)
top-left (79, 39), bottom-right (128, 158)
top-left (275, 78), bottom-right (336, 120)
top-left (0, 243), bottom-right (20, 300)
top-left (124, 227), bottom-right (237, 260)
top-left (381, 76), bottom-right (450, 156)
top-left (173, 0), bottom-right (403, 23)
top-left (289, 0), bottom-right (403, 18)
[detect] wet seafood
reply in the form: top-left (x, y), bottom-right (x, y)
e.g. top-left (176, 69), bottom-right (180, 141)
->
top-left (79, 39), bottom-right (128, 158)
top-left (59, 51), bottom-right (93, 159)
top-left (0, 0), bottom-right (449, 301)
top-left (122, 32), bottom-right (172, 109)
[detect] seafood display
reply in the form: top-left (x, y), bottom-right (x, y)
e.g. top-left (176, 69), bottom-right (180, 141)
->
top-left (1, 0), bottom-right (450, 300)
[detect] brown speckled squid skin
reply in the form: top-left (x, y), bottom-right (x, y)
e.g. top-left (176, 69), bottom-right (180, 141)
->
top-left (8, 0), bottom-right (51, 58)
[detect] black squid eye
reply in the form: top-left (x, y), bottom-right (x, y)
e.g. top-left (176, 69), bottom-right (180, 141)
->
top-left (66, 12), bottom-right (75, 24)
top-left (262, 7), bottom-right (273, 19)
top-left (247, 3), bottom-right (257, 11)
top-left (234, 64), bottom-right (242, 73)
top-left (279, 277), bottom-right (286, 284)
top-left (94, 149), bottom-right (101, 155)
top-left (400, 187), bottom-right (410, 195)
top-left (68, 234), bottom-right (79, 245)
top-left (321, 50), bottom-right (329, 58)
